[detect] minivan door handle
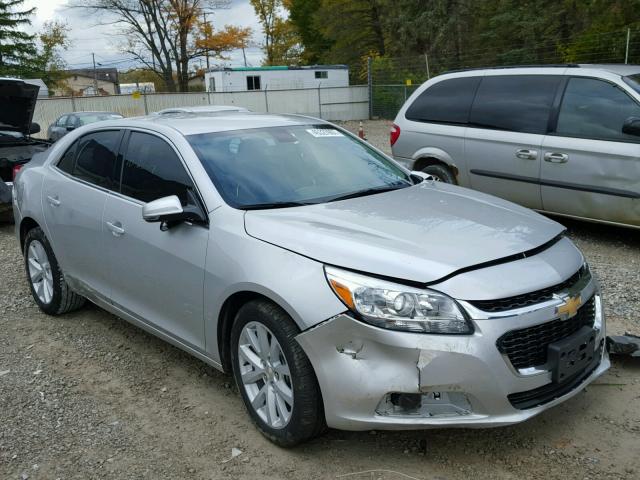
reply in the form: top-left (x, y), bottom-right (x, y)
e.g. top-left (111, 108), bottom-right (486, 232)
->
top-left (515, 149), bottom-right (538, 160)
top-left (544, 152), bottom-right (569, 163)
top-left (46, 195), bottom-right (61, 207)
top-left (106, 221), bottom-right (125, 237)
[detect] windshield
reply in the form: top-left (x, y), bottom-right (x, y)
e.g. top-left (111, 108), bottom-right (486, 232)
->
top-left (78, 114), bottom-right (123, 125)
top-left (623, 74), bottom-right (640, 94)
top-left (187, 124), bottom-right (412, 209)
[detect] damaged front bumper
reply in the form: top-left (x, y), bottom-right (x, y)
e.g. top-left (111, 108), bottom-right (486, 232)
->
top-left (296, 278), bottom-right (609, 431)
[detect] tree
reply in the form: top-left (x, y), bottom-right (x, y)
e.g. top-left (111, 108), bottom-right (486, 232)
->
top-left (37, 21), bottom-right (70, 89)
top-left (73, 0), bottom-right (241, 92)
top-left (193, 22), bottom-right (253, 65)
top-left (0, 0), bottom-right (38, 77)
top-left (287, 0), bottom-right (331, 64)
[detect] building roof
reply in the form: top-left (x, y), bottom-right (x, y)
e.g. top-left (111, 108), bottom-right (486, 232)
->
top-left (206, 65), bottom-right (348, 73)
top-left (65, 68), bottom-right (119, 83)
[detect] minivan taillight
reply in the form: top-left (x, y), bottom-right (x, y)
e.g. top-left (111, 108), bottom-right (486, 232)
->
top-left (390, 124), bottom-right (401, 147)
top-left (12, 164), bottom-right (23, 181)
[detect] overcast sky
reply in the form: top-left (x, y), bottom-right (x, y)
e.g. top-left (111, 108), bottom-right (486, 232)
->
top-left (23, 0), bottom-right (265, 71)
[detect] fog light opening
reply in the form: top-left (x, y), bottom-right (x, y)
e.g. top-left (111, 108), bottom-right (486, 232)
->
top-left (377, 391), bottom-right (472, 418)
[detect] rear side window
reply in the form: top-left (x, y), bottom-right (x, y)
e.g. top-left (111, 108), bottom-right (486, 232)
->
top-left (469, 75), bottom-right (562, 134)
top-left (556, 77), bottom-right (640, 142)
top-left (71, 131), bottom-right (121, 188)
top-left (405, 77), bottom-right (481, 124)
top-left (120, 132), bottom-right (195, 205)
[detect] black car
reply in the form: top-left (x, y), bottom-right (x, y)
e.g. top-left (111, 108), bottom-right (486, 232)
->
top-left (0, 78), bottom-right (51, 221)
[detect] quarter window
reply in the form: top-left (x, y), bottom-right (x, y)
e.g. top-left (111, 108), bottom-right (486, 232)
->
top-left (556, 77), bottom-right (640, 142)
top-left (469, 75), bottom-right (562, 134)
top-left (405, 77), bottom-right (481, 125)
top-left (246, 75), bottom-right (261, 91)
top-left (120, 132), bottom-right (195, 205)
top-left (71, 131), bottom-right (121, 188)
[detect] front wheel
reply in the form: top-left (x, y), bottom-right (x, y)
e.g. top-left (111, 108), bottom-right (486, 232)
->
top-left (230, 299), bottom-right (326, 447)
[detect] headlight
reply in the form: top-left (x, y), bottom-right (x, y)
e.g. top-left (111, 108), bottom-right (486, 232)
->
top-left (325, 266), bottom-right (472, 334)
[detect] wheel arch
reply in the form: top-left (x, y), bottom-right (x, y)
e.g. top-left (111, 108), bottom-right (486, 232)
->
top-left (19, 216), bottom-right (40, 251)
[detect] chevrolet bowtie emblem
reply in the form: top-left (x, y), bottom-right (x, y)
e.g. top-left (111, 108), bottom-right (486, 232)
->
top-left (556, 295), bottom-right (581, 319)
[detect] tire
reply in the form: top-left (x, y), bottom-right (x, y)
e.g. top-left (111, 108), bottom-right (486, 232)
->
top-left (24, 226), bottom-right (85, 315)
top-left (230, 299), bottom-right (326, 447)
top-left (422, 164), bottom-right (456, 184)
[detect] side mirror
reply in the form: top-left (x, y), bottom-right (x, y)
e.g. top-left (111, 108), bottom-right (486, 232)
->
top-left (30, 122), bottom-right (40, 134)
top-left (66, 125), bottom-right (76, 132)
top-left (410, 171), bottom-right (430, 183)
top-left (622, 116), bottom-right (640, 137)
top-left (142, 194), bottom-right (205, 228)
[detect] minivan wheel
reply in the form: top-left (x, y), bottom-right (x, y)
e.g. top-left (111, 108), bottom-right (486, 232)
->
top-left (230, 299), bottom-right (326, 447)
top-left (24, 227), bottom-right (85, 315)
top-left (422, 164), bottom-right (456, 184)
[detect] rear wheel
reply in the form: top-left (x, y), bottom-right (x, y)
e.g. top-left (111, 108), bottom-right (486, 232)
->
top-left (421, 164), bottom-right (456, 184)
top-left (24, 227), bottom-right (85, 315)
top-left (230, 299), bottom-right (326, 447)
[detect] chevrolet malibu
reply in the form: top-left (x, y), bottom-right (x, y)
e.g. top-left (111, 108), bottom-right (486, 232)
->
top-left (12, 112), bottom-right (609, 446)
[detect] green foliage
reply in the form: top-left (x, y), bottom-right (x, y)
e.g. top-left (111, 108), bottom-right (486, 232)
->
top-left (0, 0), bottom-right (38, 77)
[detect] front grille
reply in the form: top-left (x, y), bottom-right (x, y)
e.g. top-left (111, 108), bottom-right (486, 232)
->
top-left (469, 266), bottom-right (586, 312)
top-left (508, 344), bottom-right (603, 410)
top-left (497, 295), bottom-right (596, 370)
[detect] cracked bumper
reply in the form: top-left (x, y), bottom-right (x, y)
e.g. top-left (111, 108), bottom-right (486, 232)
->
top-left (296, 283), bottom-right (609, 431)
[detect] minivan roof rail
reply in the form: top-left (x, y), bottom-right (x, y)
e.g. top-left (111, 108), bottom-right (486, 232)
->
top-left (444, 64), bottom-right (581, 74)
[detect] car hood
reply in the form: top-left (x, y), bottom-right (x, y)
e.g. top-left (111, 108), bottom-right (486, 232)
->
top-left (244, 183), bottom-right (565, 284)
top-left (0, 78), bottom-right (39, 134)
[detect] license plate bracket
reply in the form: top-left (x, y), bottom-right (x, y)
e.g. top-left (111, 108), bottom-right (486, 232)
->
top-left (548, 326), bottom-right (597, 383)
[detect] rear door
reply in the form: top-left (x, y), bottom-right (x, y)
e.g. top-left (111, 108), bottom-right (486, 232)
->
top-left (465, 74), bottom-right (563, 209)
top-left (43, 130), bottom-right (123, 297)
top-left (541, 76), bottom-right (640, 226)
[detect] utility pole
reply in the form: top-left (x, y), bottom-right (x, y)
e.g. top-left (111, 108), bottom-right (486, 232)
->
top-left (625, 28), bottom-right (631, 65)
top-left (92, 53), bottom-right (99, 95)
top-left (242, 46), bottom-right (248, 67)
top-left (203, 12), bottom-right (210, 70)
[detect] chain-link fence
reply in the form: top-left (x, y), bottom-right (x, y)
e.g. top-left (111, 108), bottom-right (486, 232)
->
top-left (369, 27), bottom-right (640, 119)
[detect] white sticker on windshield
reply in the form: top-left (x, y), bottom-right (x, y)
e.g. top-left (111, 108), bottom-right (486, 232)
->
top-left (306, 128), bottom-right (344, 138)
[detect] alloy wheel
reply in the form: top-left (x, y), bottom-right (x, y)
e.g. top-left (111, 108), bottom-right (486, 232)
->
top-left (27, 240), bottom-right (54, 304)
top-left (237, 321), bottom-right (294, 429)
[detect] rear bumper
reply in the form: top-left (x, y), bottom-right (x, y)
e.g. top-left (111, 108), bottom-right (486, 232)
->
top-left (296, 277), bottom-right (608, 431)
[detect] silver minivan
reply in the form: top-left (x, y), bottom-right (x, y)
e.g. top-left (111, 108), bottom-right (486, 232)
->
top-left (13, 112), bottom-right (608, 446)
top-left (392, 64), bottom-right (640, 228)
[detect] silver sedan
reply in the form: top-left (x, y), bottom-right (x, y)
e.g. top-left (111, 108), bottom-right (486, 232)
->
top-left (12, 112), bottom-right (609, 446)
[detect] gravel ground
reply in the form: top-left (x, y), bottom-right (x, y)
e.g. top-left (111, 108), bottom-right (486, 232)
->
top-left (1, 121), bottom-right (639, 479)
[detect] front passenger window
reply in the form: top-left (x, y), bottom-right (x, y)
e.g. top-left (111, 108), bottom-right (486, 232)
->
top-left (120, 132), bottom-right (195, 206)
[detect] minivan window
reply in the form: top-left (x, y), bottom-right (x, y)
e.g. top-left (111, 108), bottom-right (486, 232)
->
top-left (405, 77), bottom-right (481, 125)
top-left (72, 130), bottom-right (121, 188)
top-left (556, 77), bottom-right (640, 142)
top-left (469, 75), bottom-right (562, 134)
top-left (121, 131), bottom-right (195, 205)
top-left (188, 125), bottom-right (412, 209)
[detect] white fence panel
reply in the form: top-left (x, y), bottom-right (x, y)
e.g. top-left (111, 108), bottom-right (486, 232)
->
top-left (31, 86), bottom-right (369, 139)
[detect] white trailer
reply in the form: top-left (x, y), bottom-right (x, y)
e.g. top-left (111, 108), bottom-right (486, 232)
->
top-left (204, 65), bottom-right (349, 92)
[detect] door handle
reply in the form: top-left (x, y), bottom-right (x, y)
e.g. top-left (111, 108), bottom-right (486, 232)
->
top-left (515, 149), bottom-right (538, 160)
top-left (544, 152), bottom-right (569, 163)
top-left (106, 221), bottom-right (125, 237)
top-left (46, 195), bottom-right (61, 207)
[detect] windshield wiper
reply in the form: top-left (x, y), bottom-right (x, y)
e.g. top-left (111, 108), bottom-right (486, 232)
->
top-left (327, 183), bottom-right (410, 203)
top-left (241, 201), bottom-right (313, 210)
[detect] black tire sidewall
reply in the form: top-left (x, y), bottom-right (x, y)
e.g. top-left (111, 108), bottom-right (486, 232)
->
top-left (422, 164), bottom-right (456, 184)
top-left (230, 300), bottom-right (325, 447)
top-left (24, 227), bottom-right (64, 315)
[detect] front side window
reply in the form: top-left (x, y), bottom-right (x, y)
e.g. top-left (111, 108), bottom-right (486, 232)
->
top-left (71, 130), bottom-right (121, 188)
top-left (469, 75), bottom-right (562, 134)
top-left (57, 115), bottom-right (68, 127)
top-left (121, 131), bottom-right (195, 205)
top-left (247, 75), bottom-right (261, 90)
top-left (405, 77), bottom-right (481, 125)
top-left (556, 77), bottom-right (640, 142)
top-left (187, 125), bottom-right (412, 209)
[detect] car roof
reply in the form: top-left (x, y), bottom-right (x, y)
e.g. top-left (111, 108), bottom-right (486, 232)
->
top-left (67, 111), bottom-right (123, 116)
top-left (155, 105), bottom-right (249, 114)
top-left (446, 63), bottom-right (640, 77)
top-left (92, 111), bottom-right (324, 136)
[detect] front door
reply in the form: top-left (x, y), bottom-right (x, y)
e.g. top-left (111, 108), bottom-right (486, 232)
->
top-left (103, 130), bottom-right (209, 349)
top-left (42, 129), bottom-right (123, 297)
top-left (465, 74), bottom-right (563, 210)
top-left (541, 76), bottom-right (640, 226)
